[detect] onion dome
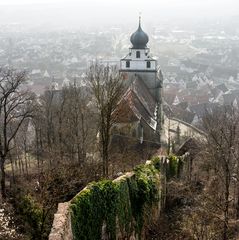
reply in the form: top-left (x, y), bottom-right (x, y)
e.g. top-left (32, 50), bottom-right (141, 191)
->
top-left (130, 17), bottom-right (149, 49)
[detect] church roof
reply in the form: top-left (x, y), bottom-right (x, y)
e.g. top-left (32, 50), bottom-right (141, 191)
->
top-left (131, 76), bottom-right (156, 116)
top-left (130, 17), bottom-right (149, 49)
top-left (113, 76), bottom-right (157, 130)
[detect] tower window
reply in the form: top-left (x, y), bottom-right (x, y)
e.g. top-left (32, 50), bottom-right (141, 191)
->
top-left (147, 61), bottom-right (151, 68)
top-left (136, 51), bottom-right (140, 58)
top-left (126, 61), bottom-right (130, 68)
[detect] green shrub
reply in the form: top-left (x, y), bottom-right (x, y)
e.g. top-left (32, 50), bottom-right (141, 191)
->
top-left (19, 194), bottom-right (43, 239)
top-left (71, 180), bottom-right (118, 240)
top-left (151, 156), bottom-right (161, 170)
top-left (132, 164), bottom-right (160, 237)
top-left (115, 179), bottom-right (132, 237)
top-left (167, 155), bottom-right (181, 178)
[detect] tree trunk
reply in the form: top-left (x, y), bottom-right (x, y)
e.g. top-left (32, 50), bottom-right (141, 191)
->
top-left (23, 139), bottom-right (29, 177)
top-left (24, 151), bottom-right (29, 177)
top-left (223, 177), bottom-right (230, 240)
top-left (9, 153), bottom-right (15, 184)
top-left (223, 202), bottom-right (229, 240)
top-left (0, 157), bottom-right (6, 199)
top-left (236, 187), bottom-right (239, 219)
top-left (77, 143), bottom-right (81, 166)
top-left (105, 150), bottom-right (109, 178)
top-left (81, 112), bottom-right (86, 164)
top-left (102, 137), bottom-right (109, 178)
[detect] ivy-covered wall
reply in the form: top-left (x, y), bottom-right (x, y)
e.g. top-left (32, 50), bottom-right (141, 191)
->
top-left (70, 159), bottom-right (162, 240)
top-left (49, 155), bottom-right (183, 240)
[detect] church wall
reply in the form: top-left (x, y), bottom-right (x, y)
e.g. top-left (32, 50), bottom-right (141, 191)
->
top-left (139, 118), bottom-right (160, 145)
top-left (120, 60), bottom-right (156, 71)
top-left (111, 120), bottom-right (160, 146)
top-left (111, 122), bottom-right (139, 137)
top-left (130, 49), bottom-right (149, 60)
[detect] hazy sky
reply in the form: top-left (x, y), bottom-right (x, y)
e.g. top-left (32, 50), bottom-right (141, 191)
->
top-left (0, 0), bottom-right (238, 30)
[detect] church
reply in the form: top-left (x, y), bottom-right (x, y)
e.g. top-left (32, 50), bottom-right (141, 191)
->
top-left (112, 18), bottom-right (163, 146)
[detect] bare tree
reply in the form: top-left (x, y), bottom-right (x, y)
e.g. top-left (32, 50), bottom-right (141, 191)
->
top-left (63, 83), bottom-right (89, 165)
top-left (88, 63), bottom-right (124, 177)
top-left (34, 81), bottom-right (94, 168)
top-left (202, 106), bottom-right (239, 240)
top-left (0, 68), bottom-right (35, 199)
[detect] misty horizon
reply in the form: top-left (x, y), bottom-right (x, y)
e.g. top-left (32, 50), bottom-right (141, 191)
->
top-left (0, 0), bottom-right (238, 31)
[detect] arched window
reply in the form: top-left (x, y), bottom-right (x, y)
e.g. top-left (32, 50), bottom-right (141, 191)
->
top-left (126, 61), bottom-right (130, 68)
top-left (147, 61), bottom-right (151, 68)
top-left (136, 51), bottom-right (140, 58)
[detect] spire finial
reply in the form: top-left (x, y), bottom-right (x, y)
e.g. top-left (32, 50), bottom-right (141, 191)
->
top-left (130, 13), bottom-right (149, 48)
top-left (139, 12), bottom-right (142, 27)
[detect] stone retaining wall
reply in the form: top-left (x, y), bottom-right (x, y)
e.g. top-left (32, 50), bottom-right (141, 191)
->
top-left (48, 202), bottom-right (73, 240)
top-left (48, 157), bottom-right (177, 240)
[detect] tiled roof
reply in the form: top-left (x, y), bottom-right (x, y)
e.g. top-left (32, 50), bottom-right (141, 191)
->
top-left (114, 75), bottom-right (158, 130)
top-left (171, 106), bottom-right (195, 124)
top-left (190, 102), bottom-right (217, 118)
top-left (131, 76), bottom-right (156, 116)
top-left (223, 93), bottom-right (237, 106)
top-left (216, 83), bottom-right (228, 93)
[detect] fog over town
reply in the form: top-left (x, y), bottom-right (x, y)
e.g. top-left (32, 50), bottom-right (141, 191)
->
top-left (0, 0), bottom-right (239, 28)
top-left (0, 0), bottom-right (239, 96)
top-left (0, 1), bottom-right (239, 239)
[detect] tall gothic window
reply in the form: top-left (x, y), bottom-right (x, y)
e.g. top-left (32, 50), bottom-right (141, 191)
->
top-left (126, 61), bottom-right (130, 68)
top-left (136, 51), bottom-right (140, 58)
top-left (147, 61), bottom-right (151, 68)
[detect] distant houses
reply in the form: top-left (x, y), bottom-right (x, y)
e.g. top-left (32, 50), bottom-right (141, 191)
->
top-left (164, 71), bottom-right (239, 127)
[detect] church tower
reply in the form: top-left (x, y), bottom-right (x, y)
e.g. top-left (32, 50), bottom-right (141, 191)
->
top-left (120, 17), bottom-right (163, 135)
top-left (120, 17), bottom-right (163, 104)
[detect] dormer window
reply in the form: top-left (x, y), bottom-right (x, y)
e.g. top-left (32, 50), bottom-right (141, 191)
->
top-left (136, 51), bottom-right (140, 58)
top-left (126, 61), bottom-right (130, 68)
top-left (147, 61), bottom-right (151, 68)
